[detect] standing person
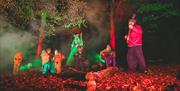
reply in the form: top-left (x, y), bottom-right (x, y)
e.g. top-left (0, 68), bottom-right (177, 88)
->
top-left (125, 14), bottom-right (146, 72)
top-left (53, 50), bottom-right (65, 74)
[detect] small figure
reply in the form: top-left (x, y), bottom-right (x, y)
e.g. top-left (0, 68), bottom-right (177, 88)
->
top-left (67, 32), bottom-right (84, 66)
top-left (13, 51), bottom-right (23, 75)
top-left (74, 46), bottom-right (87, 71)
top-left (100, 44), bottom-right (116, 67)
top-left (41, 48), bottom-right (55, 74)
top-left (53, 50), bottom-right (65, 74)
top-left (86, 72), bottom-right (97, 91)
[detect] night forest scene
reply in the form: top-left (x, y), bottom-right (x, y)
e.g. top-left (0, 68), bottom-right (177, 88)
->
top-left (0, 0), bottom-right (180, 91)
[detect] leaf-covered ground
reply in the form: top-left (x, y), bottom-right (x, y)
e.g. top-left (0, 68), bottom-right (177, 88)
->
top-left (0, 64), bottom-right (179, 91)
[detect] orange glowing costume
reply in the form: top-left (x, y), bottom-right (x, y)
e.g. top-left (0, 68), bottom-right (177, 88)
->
top-left (53, 50), bottom-right (65, 74)
top-left (13, 51), bottom-right (23, 75)
top-left (41, 50), bottom-right (50, 66)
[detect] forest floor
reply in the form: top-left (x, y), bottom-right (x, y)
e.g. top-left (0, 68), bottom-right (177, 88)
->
top-left (0, 63), bottom-right (179, 91)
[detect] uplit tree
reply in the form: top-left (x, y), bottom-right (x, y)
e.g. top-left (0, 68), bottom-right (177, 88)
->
top-left (1, 0), bottom-right (87, 58)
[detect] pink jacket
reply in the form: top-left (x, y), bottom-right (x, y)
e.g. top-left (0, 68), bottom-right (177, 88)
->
top-left (127, 24), bottom-right (143, 47)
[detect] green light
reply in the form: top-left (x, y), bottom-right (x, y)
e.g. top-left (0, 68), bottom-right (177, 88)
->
top-left (93, 53), bottom-right (105, 63)
top-left (20, 63), bottom-right (32, 71)
top-left (31, 58), bottom-right (41, 67)
top-left (66, 33), bottom-right (83, 66)
top-left (66, 47), bottom-right (78, 66)
top-left (20, 58), bottom-right (41, 71)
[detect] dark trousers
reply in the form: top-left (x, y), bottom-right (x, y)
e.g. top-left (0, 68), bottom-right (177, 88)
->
top-left (127, 46), bottom-right (146, 72)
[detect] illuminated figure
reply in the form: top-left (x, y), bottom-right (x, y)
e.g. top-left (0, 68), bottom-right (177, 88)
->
top-left (53, 50), bottom-right (65, 74)
top-left (66, 32), bottom-right (83, 66)
top-left (86, 72), bottom-right (97, 91)
top-left (13, 51), bottom-right (23, 75)
top-left (71, 32), bottom-right (83, 48)
top-left (41, 48), bottom-right (55, 74)
top-left (74, 46), bottom-right (87, 71)
top-left (100, 44), bottom-right (116, 67)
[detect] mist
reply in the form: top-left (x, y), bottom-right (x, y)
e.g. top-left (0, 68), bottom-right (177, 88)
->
top-left (0, 0), bottom-right (111, 73)
top-left (0, 16), bottom-right (37, 74)
top-left (54, 0), bottom-right (110, 63)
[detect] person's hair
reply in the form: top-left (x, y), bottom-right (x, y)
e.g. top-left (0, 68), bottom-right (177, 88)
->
top-left (129, 13), bottom-right (137, 24)
top-left (129, 19), bottom-right (136, 24)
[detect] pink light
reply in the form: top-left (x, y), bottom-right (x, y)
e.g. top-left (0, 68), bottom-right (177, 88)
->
top-left (110, 15), bottom-right (116, 50)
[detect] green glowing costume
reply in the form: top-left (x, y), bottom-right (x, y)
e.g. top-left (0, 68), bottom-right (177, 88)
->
top-left (66, 33), bottom-right (83, 66)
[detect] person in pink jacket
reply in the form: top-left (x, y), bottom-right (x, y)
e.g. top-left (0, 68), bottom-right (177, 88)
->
top-left (125, 14), bottom-right (146, 72)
